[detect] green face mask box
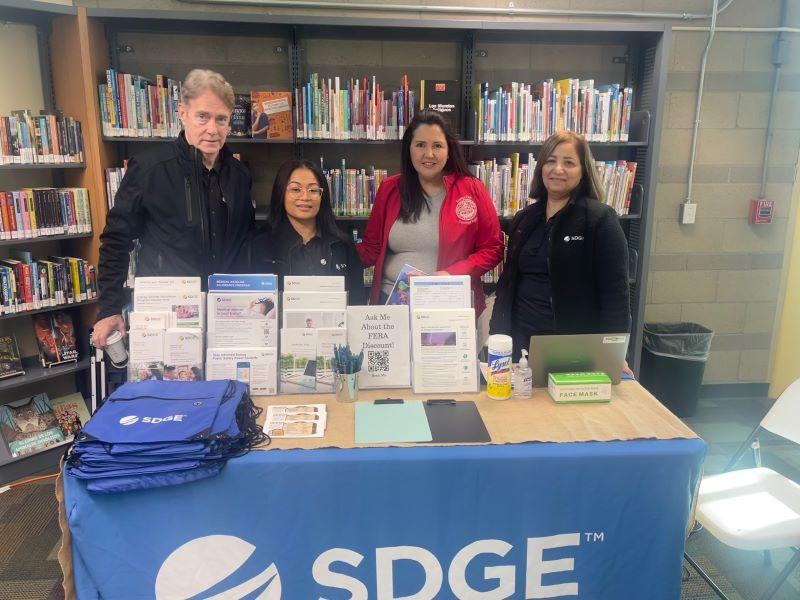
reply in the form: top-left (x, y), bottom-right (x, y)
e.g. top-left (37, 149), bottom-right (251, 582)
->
top-left (547, 371), bottom-right (612, 403)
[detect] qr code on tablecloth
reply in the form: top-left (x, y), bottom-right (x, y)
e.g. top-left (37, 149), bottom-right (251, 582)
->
top-left (367, 350), bottom-right (390, 373)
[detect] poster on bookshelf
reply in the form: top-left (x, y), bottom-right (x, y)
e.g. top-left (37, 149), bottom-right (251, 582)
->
top-left (250, 91), bottom-right (293, 140)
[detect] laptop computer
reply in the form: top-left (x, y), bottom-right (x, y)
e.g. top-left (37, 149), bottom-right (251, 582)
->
top-left (529, 333), bottom-right (629, 386)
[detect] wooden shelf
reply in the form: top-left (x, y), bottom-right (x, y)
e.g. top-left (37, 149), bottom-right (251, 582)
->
top-left (0, 297), bottom-right (98, 321)
top-left (0, 232), bottom-right (93, 247)
top-left (0, 357), bottom-right (91, 394)
top-left (0, 162), bottom-right (86, 170)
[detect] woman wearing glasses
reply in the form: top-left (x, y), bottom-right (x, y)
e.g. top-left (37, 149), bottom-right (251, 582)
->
top-left (358, 109), bottom-right (503, 314)
top-left (244, 159), bottom-right (366, 303)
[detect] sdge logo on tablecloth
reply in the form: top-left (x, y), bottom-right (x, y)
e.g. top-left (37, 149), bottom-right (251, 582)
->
top-left (156, 533), bottom-right (591, 599)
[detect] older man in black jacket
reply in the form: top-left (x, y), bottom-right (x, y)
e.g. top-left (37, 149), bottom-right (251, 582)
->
top-left (93, 69), bottom-right (256, 349)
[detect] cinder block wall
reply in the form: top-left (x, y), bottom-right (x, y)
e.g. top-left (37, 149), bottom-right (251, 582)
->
top-left (83, 0), bottom-right (800, 384)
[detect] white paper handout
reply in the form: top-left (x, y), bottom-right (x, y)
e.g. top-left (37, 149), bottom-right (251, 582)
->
top-left (347, 305), bottom-right (411, 389)
top-left (411, 308), bottom-right (478, 394)
top-left (163, 328), bottom-right (204, 381)
top-left (284, 275), bottom-right (345, 292)
top-left (133, 277), bottom-right (203, 328)
top-left (280, 329), bottom-right (318, 394)
top-left (282, 291), bottom-right (347, 310)
top-left (205, 347), bottom-right (278, 396)
top-left (409, 275), bottom-right (472, 311)
top-left (264, 404), bottom-right (327, 438)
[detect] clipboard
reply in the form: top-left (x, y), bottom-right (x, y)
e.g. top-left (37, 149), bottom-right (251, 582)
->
top-left (423, 400), bottom-right (491, 443)
top-left (355, 400), bottom-right (433, 444)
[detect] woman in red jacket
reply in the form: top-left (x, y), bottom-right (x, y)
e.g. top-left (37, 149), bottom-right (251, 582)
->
top-left (358, 109), bottom-right (503, 315)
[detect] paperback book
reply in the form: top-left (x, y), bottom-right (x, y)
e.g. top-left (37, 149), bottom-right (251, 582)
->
top-left (0, 393), bottom-right (65, 458)
top-left (230, 94), bottom-right (252, 137)
top-left (250, 91), bottom-right (293, 140)
top-left (50, 392), bottom-right (91, 438)
top-left (0, 335), bottom-right (24, 379)
top-left (32, 311), bottom-right (78, 367)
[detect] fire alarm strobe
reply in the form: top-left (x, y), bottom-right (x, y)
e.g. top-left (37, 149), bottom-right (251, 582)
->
top-left (749, 199), bottom-right (774, 225)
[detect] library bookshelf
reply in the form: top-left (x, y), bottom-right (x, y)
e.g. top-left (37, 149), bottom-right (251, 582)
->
top-left (0, 1), bottom-right (669, 480)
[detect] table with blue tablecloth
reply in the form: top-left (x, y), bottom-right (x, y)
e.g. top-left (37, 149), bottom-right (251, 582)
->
top-left (59, 381), bottom-right (705, 599)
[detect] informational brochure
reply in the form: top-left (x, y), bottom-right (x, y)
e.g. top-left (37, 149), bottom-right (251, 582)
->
top-left (207, 291), bottom-right (278, 348)
top-left (282, 309), bottom-right (347, 330)
top-left (207, 274), bottom-right (278, 348)
top-left (163, 328), bottom-right (204, 381)
top-left (411, 308), bottom-right (478, 394)
top-left (133, 277), bottom-right (203, 329)
top-left (347, 305), bottom-right (411, 389)
top-left (129, 311), bottom-right (171, 331)
top-left (386, 263), bottom-right (426, 306)
top-left (205, 347), bottom-right (278, 396)
top-left (128, 329), bottom-right (165, 383)
top-left (316, 328), bottom-right (347, 393)
top-left (282, 291), bottom-right (347, 310)
top-left (264, 404), bottom-right (327, 438)
top-left (280, 329), bottom-right (318, 394)
top-left (409, 275), bottom-right (472, 311)
top-left (284, 275), bottom-right (345, 292)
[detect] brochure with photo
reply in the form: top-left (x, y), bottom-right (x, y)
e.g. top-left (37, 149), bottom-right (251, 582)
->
top-left (207, 291), bottom-right (278, 348)
top-left (411, 308), bottom-right (478, 394)
top-left (409, 275), bottom-right (472, 311)
top-left (133, 277), bottom-right (203, 329)
top-left (129, 311), bottom-right (171, 330)
top-left (163, 328), bottom-right (204, 381)
top-left (347, 305), bottom-right (411, 389)
top-left (205, 347), bottom-right (277, 396)
top-left (127, 329), bottom-right (165, 383)
top-left (280, 329), bottom-right (318, 394)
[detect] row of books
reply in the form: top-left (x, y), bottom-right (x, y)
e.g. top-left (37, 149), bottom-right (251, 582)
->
top-left (472, 80), bottom-right (633, 143)
top-left (321, 159), bottom-right (390, 217)
top-left (0, 110), bottom-right (85, 165)
top-left (0, 252), bottom-right (97, 315)
top-left (469, 154), bottom-right (538, 217)
top-left (596, 160), bottom-right (638, 216)
top-left (98, 68), bottom-right (182, 138)
top-left (0, 187), bottom-right (92, 241)
top-left (1, 390), bottom-right (90, 458)
top-left (103, 166), bottom-right (138, 287)
top-left (295, 74), bottom-right (416, 140)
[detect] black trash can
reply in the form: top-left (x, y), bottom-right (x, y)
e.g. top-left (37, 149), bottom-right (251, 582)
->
top-left (639, 323), bottom-right (714, 418)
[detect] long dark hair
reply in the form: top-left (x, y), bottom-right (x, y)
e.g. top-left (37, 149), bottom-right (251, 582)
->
top-left (529, 131), bottom-right (604, 203)
top-left (268, 158), bottom-right (346, 241)
top-left (399, 109), bottom-right (469, 223)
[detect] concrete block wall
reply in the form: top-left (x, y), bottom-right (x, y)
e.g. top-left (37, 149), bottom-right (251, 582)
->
top-left (85, 0), bottom-right (800, 384)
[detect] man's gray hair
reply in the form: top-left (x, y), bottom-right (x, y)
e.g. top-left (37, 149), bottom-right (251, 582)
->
top-left (181, 69), bottom-right (235, 111)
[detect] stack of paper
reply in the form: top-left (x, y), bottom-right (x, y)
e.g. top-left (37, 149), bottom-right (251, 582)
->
top-left (264, 404), bottom-right (327, 438)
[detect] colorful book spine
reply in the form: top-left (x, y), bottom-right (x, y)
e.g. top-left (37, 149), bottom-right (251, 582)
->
top-left (0, 188), bottom-right (91, 240)
top-left (0, 112), bottom-right (84, 165)
top-left (472, 80), bottom-right (633, 143)
top-left (99, 68), bottom-right (182, 138)
top-left (322, 159), bottom-right (390, 217)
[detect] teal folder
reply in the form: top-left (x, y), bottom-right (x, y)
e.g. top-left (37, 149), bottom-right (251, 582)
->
top-left (355, 400), bottom-right (433, 444)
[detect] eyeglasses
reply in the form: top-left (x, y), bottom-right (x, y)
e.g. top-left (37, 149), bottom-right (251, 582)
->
top-left (192, 112), bottom-right (230, 127)
top-left (287, 186), bottom-right (323, 199)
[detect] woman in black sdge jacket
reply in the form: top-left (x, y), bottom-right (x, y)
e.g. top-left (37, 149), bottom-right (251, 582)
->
top-left (242, 159), bottom-right (366, 304)
top-left (489, 131), bottom-right (631, 361)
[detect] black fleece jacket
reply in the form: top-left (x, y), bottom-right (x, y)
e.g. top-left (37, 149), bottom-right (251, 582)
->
top-left (489, 196), bottom-right (631, 336)
top-left (97, 133), bottom-right (254, 321)
top-left (240, 218), bottom-right (367, 305)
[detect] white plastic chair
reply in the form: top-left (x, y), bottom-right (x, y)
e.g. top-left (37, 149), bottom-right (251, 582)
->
top-left (684, 377), bottom-right (800, 600)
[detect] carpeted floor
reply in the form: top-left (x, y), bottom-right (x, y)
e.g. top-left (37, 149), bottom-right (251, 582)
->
top-left (0, 480), bottom-right (63, 600)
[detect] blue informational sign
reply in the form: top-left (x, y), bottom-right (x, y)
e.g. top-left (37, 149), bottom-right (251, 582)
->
top-left (64, 439), bottom-right (705, 599)
top-left (208, 273), bottom-right (278, 292)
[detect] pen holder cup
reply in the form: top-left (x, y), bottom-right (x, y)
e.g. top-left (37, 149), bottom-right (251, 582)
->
top-left (335, 372), bottom-right (359, 403)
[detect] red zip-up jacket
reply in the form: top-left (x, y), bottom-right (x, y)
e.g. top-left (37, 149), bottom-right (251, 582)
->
top-left (357, 173), bottom-right (504, 315)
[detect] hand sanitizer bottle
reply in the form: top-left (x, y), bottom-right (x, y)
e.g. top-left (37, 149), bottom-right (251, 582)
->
top-left (513, 349), bottom-right (533, 398)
